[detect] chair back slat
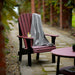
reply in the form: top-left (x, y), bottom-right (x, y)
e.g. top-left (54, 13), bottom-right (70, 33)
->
top-left (18, 13), bottom-right (32, 48)
top-left (21, 14), bottom-right (27, 36)
top-left (18, 13), bottom-right (32, 36)
top-left (26, 13), bottom-right (32, 32)
top-left (18, 16), bottom-right (25, 36)
top-left (23, 14), bottom-right (29, 34)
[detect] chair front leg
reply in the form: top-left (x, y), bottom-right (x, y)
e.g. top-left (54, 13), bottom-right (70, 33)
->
top-left (51, 36), bottom-right (56, 44)
top-left (26, 39), bottom-right (33, 66)
top-left (18, 38), bottom-right (22, 61)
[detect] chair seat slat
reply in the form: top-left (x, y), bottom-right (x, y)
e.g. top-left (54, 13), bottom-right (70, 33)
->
top-left (32, 46), bottom-right (56, 53)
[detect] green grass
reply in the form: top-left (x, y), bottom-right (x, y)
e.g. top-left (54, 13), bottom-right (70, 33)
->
top-left (72, 14), bottom-right (75, 27)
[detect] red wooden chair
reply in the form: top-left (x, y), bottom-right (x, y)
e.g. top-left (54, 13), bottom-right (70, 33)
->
top-left (17, 13), bottom-right (58, 66)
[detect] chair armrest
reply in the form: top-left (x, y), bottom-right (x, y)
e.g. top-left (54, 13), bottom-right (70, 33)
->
top-left (17, 35), bottom-right (33, 40)
top-left (45, 34), bottom-right (59, 37)
top-left (45, 34), bottom-right (59, 45)
top-left (17, 35), bottom-right (33, 48)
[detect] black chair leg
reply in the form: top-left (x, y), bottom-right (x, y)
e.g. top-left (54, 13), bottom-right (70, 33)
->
top-left (36, 53), bottom-right (39, 60)
top-left (52, 54), bottom-right (55, 63)
top-left (19, 54), bottom-right (22, 61)
top-left (28, 53), bottom-right (31, 66)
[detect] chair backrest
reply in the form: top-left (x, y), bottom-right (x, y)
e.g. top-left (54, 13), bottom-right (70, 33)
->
top-left (18, 13), bottom-right (32, 48)
top-left (18, 13), bottom-right (32, 37)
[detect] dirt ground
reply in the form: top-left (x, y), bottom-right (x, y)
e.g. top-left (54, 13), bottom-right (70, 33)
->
top-left (5, 21), bottom-right (20, 75)
top-left (5, 22), bottom-right (75, 75)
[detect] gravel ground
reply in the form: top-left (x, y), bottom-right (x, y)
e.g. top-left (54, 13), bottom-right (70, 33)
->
top-left (5, 21), bottom-right (20, 75)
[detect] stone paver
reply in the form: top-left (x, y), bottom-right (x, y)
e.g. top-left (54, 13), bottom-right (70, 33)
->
top-left (42, 63), bottom-right (62, 67)
top-left (39, 59), bottom-right (49, 62)
top-left (44, 67), bottom-right (56, 72)
top-left (20, 65), bottom-right (33, 75)
top-left (47, 73), bottom-right (56, 75)
top-left (47, 74), bottom-right (64, 75)
top-left (58, 43), bottom-right (67, 46)
top-left (39, 55), bottom-right (47, 58)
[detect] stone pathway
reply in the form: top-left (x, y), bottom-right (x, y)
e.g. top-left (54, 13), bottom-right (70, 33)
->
top-left (20, 52), bottom-right (64, 75)
top-left (7, 21), bottom-right (75, 75)
top-left (19, 24), bottom-right (75, 75)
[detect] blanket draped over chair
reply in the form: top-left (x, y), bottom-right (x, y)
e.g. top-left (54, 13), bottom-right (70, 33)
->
top-left (31, 13), bottom-right (53, 46)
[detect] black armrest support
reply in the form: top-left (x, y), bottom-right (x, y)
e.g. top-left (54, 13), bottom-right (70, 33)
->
top-left (45, 34), bottom-right (59, 45)
top-left (17, 35), bottom-right (33, 49)
top-left (51, 36), bottom-right (56, 45)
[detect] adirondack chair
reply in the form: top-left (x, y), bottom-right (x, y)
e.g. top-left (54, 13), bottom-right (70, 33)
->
top-left (17, 13), bottom-right (58, 66)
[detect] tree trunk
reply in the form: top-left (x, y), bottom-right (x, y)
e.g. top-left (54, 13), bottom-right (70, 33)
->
top-left (0, 0), bottom-right (6, 75)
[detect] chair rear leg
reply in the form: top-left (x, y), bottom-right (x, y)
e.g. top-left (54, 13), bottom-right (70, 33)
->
top-left (52, 54), bottom-right (55, 63)
top-left (28, 53), bottom-right (31, 66)
top-left (36, 53), bottom-right (40, 60)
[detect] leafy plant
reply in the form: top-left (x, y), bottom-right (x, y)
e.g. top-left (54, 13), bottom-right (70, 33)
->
top-left (19, 0), bottom-right (31, 13)
top-left (2, 0), bottom-right (18, 31)
top-left (1, 0), bottom-right (18, 44)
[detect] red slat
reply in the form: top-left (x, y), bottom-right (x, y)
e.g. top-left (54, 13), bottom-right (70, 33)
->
top-left (21, 14), bottom-right (27, 36)
top-left (32, 46), bottom-right (56, 53)
top-left (24, 14), bottom-right (29, 34)
top-left (18, 17), bottom-right (24, 36)
top-left (18, 13), bottom-right (32, 48)
top-left (27, 13), bottom-right (31, 32)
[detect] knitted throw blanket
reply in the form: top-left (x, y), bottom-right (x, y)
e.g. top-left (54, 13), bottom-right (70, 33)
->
top-left (30, 13), bottom-right (52, 46)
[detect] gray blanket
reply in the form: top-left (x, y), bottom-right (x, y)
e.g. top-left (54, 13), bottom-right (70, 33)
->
top-left (30, 13), bottom-right (52, 46)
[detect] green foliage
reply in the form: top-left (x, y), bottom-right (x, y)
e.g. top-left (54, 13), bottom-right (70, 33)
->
top-left (40, 8), bottom-right (43, 20)
top-left (1, 0), bottom-right (18, 44)
top-left (5, 36), bottom-right (9, 44)
top-left (35, 0), bottom-right (38, 13)
top-left (66, 0), bottom-right (71, 6)
top-left (45, 0), bottom-right (50, 22)
top-left (2, 0), bottom-right (18, 31)
top-left (72, 10), bottom-right (75, 27)
top-left (19, 0), bottom-right (31, 13)
top-left (5, 50), bottom-right (10, 54)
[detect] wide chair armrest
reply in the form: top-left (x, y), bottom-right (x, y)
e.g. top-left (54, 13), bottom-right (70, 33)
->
top-left (45, 34), bottom-right (59, 44)
top-left (17, 35), bottom-right (33, 48)
top-left (17, 35), bottom-right (33, 40)
top-left (45, 34), bottom-right (59, 37)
